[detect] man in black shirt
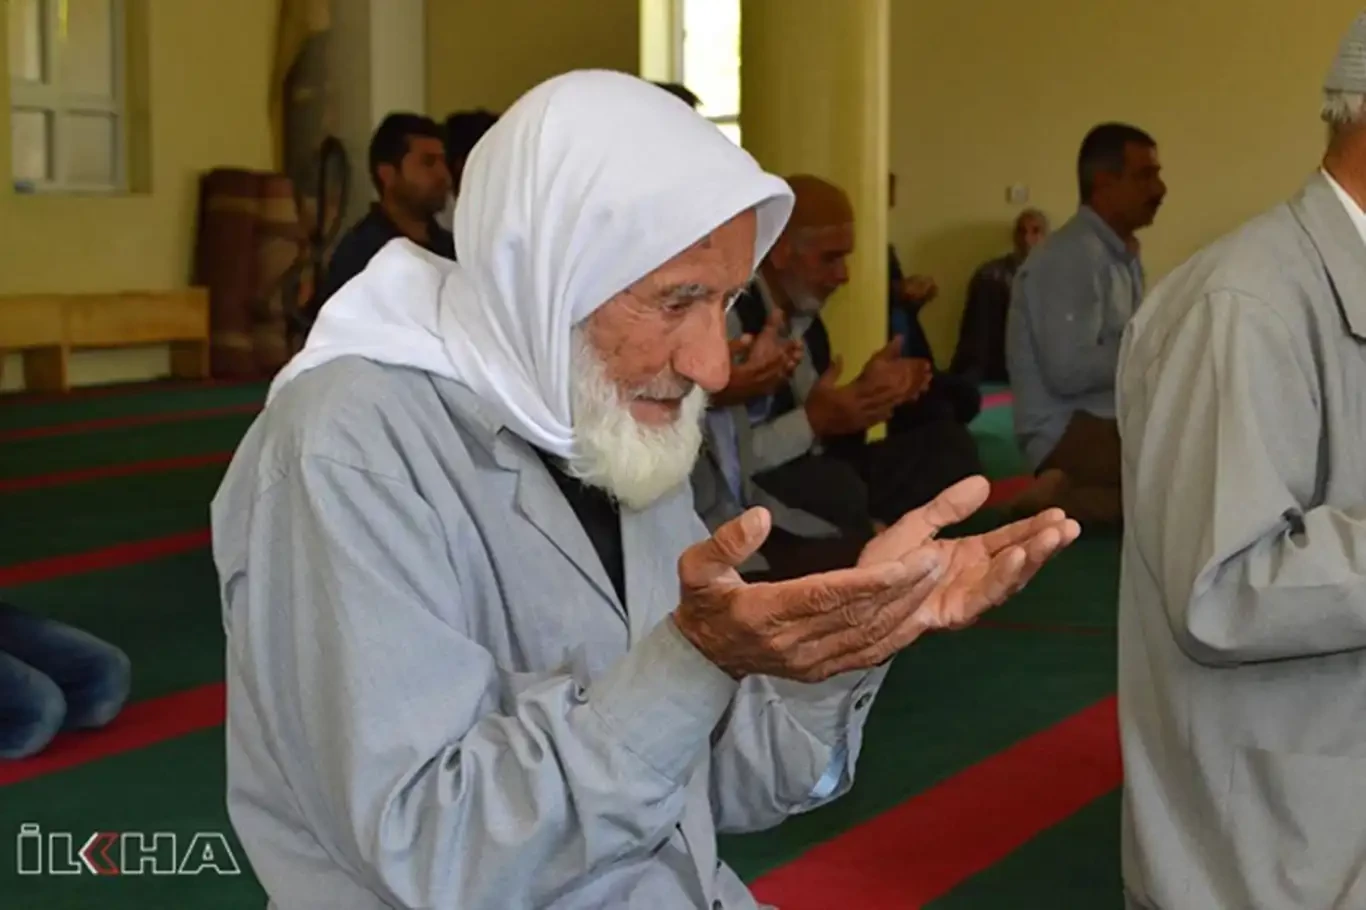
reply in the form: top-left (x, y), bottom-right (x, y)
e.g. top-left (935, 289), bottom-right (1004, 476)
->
top-left (315, 112), bottom-right (454, 313)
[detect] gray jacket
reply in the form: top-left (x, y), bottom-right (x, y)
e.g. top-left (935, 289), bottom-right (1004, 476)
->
top-left (211, 357), bottom-right (884, 909)
top-left (1116, 172), bottom-right (1366, 909)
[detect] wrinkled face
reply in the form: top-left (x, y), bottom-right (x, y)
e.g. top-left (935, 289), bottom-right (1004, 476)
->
top-left (769, 223), bottom-right (855, 312)
top-left (380, 135), bottom-right (452, 217)
top-left (1014, 213), bottom-right (1048, 257)
top-left (567, 209), bottom-right (758, 509)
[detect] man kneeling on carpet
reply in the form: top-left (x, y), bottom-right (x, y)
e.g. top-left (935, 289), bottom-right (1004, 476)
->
top-left (0, 600), bottom-right (131, 760)
top-left (212, 71), bottom-right (1078, 909)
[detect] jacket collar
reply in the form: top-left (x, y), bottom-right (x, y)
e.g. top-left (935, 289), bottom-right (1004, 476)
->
top-left (1290, 171), bottom-right (1366, 341)
top-left (431, 376), bottom-right (627, 620)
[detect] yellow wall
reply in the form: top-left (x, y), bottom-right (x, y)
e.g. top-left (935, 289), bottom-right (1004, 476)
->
top-left (0, 0), bottom-right (277, 388)
top-left (0, 0), bottom-right (276, 295)
top-left (426, 0), bottom-right (640, 115)
top-left (891, 0), bottom-right (1363, 365)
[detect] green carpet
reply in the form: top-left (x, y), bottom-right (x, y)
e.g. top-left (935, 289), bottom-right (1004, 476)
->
top-left (1, 415), bottom-right (252, 476)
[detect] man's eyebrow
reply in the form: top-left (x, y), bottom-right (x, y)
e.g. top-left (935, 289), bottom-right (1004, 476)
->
top-left (659, 282), bottom-right (714, 302)
top-left (657, 281), bottom-right (752, 306)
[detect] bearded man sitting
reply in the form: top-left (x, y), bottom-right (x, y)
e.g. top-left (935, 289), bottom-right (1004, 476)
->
top-left (211, 71), bottom-right (1077, 910)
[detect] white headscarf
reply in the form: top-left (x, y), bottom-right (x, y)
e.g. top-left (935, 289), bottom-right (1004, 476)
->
top-left (268, 70), bottom-right (794, 458)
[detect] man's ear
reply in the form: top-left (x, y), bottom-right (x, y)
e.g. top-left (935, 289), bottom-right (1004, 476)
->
top-left (376, 162), bottom-right (399, 193)
top-left (1092, 168), bottom-right (1122, 197)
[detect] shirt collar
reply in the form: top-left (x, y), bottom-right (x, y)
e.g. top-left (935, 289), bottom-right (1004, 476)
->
top-left (1321, 168), bottom-right (1366, 252)
top-left (1077, 205), bottom-right (1136, 261)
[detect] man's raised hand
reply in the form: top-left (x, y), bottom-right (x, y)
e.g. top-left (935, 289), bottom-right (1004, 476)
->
top-left (713, 309), bottom-right (802, 405)
top-left (672, 508), bottom-right (942, 682)
top-left (858, 476), bottom-right (1080, 631)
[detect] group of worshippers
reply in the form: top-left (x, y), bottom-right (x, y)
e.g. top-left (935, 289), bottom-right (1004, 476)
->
top-left (307, 83), bottom-right (1031, 579)
top-left (207, 6), bottom-right (1366, 902)
top-left (983, 9), bottom-right (1366, 909)
top-left (209, 69), bottom-right (1078, 908)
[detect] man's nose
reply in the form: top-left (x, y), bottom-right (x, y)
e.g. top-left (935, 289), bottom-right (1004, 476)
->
top-left (673, 305), bottom-right (732, 394)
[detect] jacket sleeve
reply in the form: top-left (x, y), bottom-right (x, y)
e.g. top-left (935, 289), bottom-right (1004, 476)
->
top-left (1018, 251), bottom-right (1122, 397)
top-left (228, 455), bottom-right (739, 909)
top-left (1121, 290), bottom-right (1366, 665)
top-left (707, 668), bottom-right (888, 833)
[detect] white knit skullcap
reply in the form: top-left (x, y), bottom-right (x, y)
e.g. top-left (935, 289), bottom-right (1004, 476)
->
top-left (1326, 11), bottom-right (1366, 93)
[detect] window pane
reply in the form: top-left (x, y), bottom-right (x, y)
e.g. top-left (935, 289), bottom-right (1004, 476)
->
top-left (11, 108), bottom-right (52, 183)
top-left (59, 0), bottom-right (116, 97)
top-left (7, 0), bottom-right (46, 82)
top-left (64, 110), bottom-right (117, 185)
top-left (715, 120), bottom-right (741, 147)
top-left (680, 0), bottom-right (740, 120)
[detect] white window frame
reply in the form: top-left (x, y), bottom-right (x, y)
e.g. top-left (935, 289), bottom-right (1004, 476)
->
top-left (9, 0), bottom-right (127, 194)
top-left (672, 0), bottom-right (740, 141)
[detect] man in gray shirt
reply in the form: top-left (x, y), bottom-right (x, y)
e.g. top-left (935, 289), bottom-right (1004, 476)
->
top-left (211, 71), bottom-right (1077, 909)
top-left (1005, 123), bottom-right (1166, 526)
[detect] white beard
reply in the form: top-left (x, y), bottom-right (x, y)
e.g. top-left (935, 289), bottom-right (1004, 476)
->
top-left (783, 277), bottom-right (826, 314)
top-left (566, 329), bottom-right (707, 511)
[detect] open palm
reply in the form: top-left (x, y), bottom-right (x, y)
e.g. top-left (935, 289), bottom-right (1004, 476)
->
top-left (858, 476), bottom-right (1080, 629)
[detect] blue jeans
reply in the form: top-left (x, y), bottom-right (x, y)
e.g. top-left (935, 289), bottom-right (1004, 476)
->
top-left (0, 603), bottom-right (131, 759)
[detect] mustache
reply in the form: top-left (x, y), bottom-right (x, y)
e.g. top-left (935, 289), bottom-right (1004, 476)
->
top-left (629, 373), bottom-right (695, 401)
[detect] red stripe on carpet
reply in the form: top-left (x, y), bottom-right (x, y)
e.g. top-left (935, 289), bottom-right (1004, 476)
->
top-left (0, 378), bottom-right (260, 406)
top-left (0, 452), bottom-right (233, 494)
top-left (0, 529), bottom-right (211, 587)
top-left (983, 474), bottom-right (1031, 508)
top-left (982, 390), bottom-right (1013, 408)
top-left (750, 695), bottom-right (1120, 909)
top-left (0, 403), bottom-right (259, 443)
top-left (0, 683), bottom-right (225, 786)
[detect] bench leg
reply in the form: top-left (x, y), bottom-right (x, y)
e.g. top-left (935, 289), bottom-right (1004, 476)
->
top-left (169, 340), bottom-right (210, 380)
top-left (22, 346), bottom-right (69, 393)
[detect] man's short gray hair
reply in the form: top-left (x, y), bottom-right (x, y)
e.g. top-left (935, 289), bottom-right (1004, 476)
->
top-left (1323, 89), bottom-right (1366, 131)
top-left (1016, 208), bottom-right (1049, 231)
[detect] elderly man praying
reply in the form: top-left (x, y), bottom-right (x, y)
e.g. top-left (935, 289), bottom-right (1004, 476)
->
top-left (211, 71), bottom-right (1076, 910)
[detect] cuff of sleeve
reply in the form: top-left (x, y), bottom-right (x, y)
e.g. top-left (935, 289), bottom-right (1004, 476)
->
top-left (589, 617), bottom-right (740, 782)
top-left (769, 664), bottom-right (888, 749)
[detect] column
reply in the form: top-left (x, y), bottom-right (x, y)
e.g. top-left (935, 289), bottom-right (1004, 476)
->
top-left (740, 0), bottom-right (890, 380)
top-left (328, 0), bottom-right (428, 226)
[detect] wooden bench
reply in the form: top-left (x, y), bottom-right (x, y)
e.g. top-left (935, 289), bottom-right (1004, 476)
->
top-left (0, 289), bottom-right (210, 392)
